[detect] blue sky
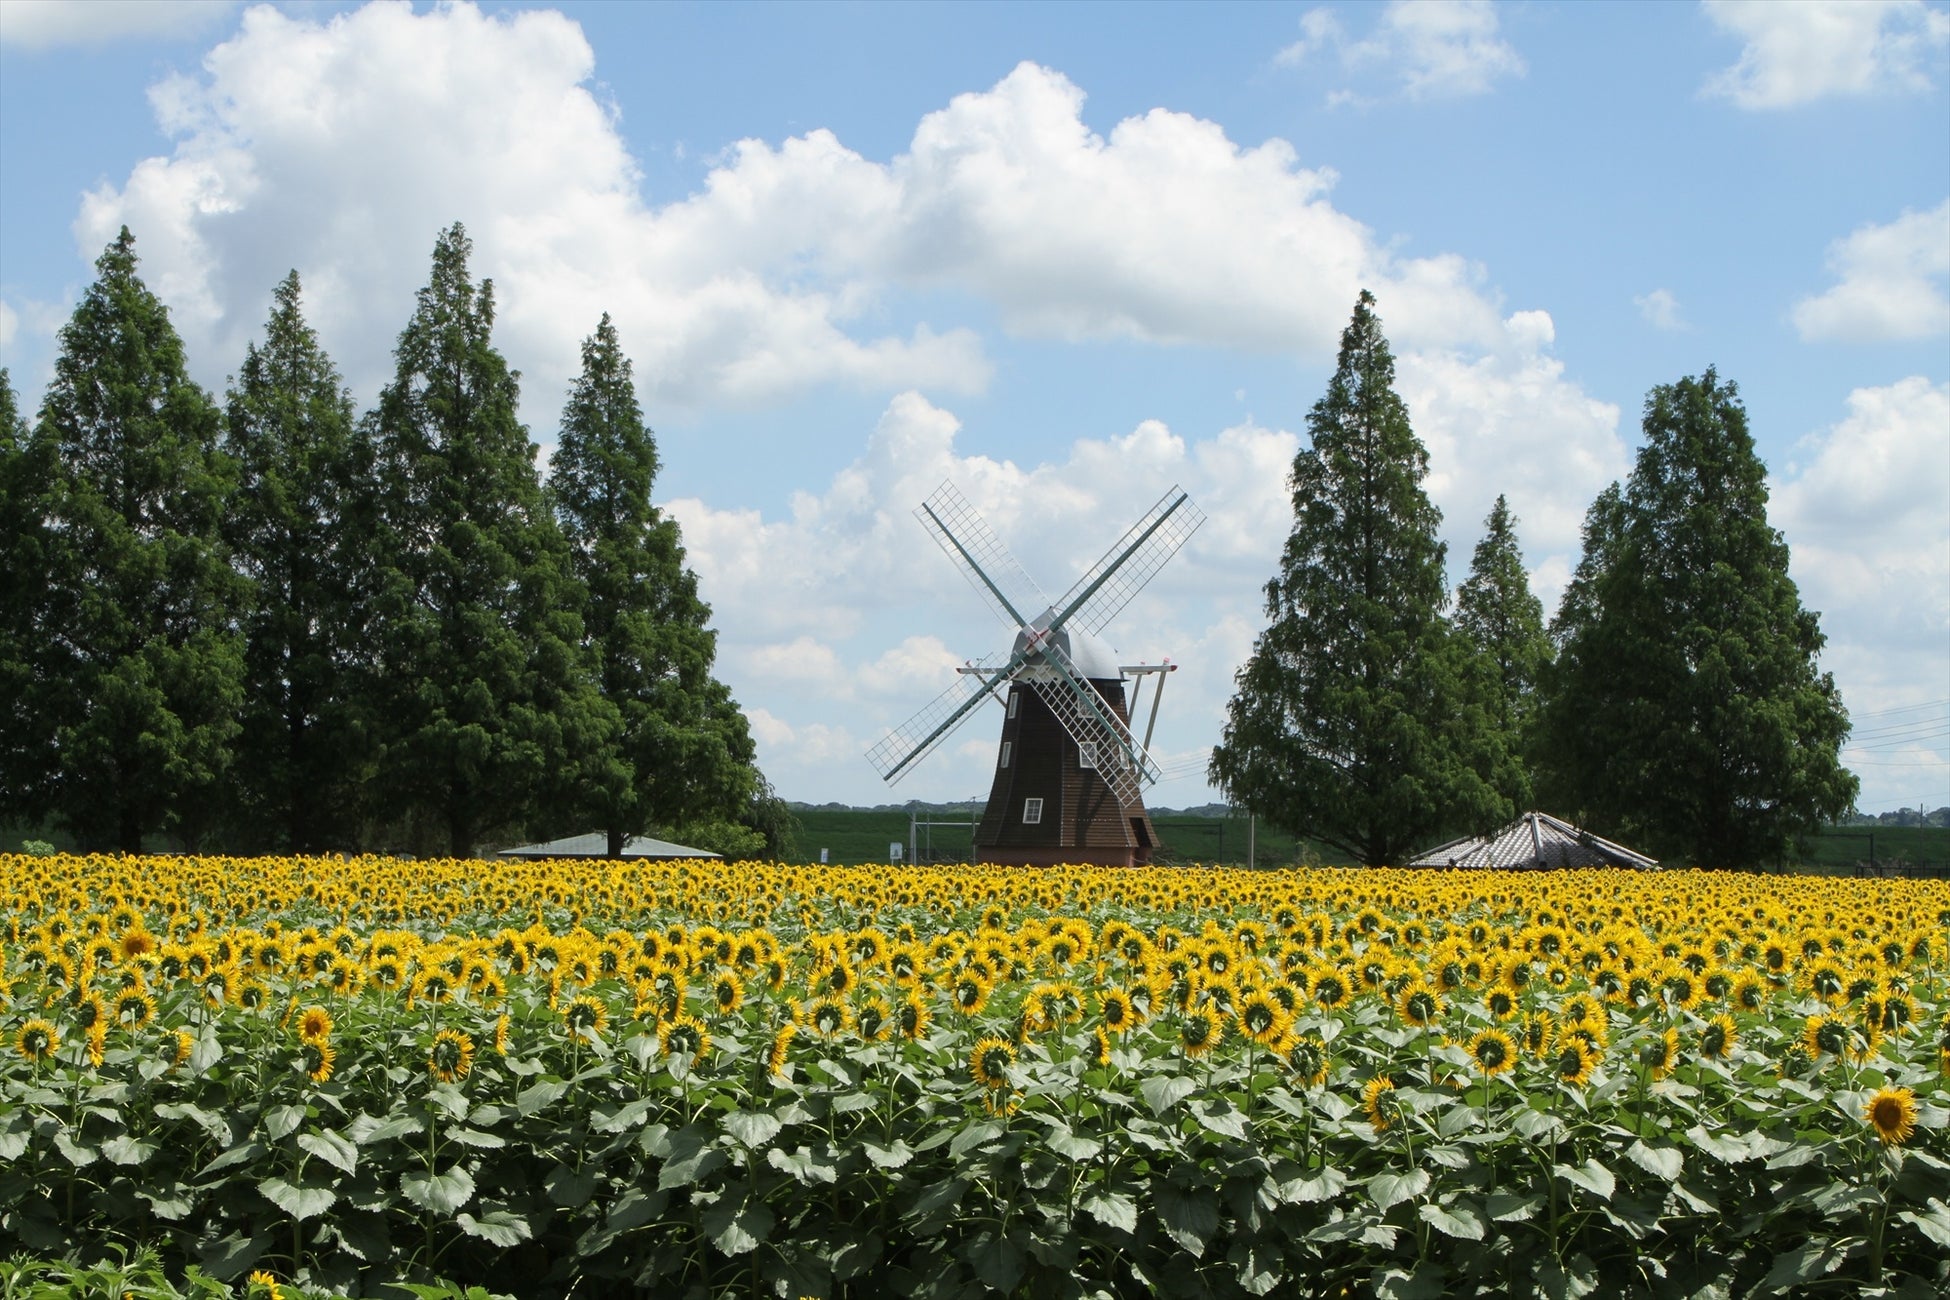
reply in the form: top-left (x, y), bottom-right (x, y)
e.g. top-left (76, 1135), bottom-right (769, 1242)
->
top-left (3, 0), bottom-right (1946, 816)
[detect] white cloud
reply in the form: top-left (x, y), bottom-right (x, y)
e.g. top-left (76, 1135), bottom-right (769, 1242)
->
top-left (1792, 200), bottom-right (1950, 342)
top-left (1702, 0), bottom-right (1950, 109)
top-left (82, 9), bottom-right (1537, 433)
top-left (77, 2), bottom-right (988, 422)
top-left (1395, 309), bottom-right (1629, 587)
top-left (1773, 377), bottom-right (1950, 802)
top-left (1635, 288), bottom-right (1688, 331)
top-left (0, 0), bottom-right (235, 49)
top-left (1281, 1), bottom-right (1525, 103)
top-left (0, 301), bottom-right (16, 351)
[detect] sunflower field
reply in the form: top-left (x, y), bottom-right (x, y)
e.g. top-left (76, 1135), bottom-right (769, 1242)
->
top-left (2, 854), bottom-right (1946, 1300)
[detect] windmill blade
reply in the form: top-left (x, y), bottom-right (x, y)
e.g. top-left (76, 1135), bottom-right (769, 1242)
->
top-left (916, 482), bottom-right (1049, 631)
top-left (866, 652), bottom-right (1018, 785)
top-left (1025, 643), bottom-right (1162, 811)
top-left (1048, 486), bottom-right (1205, 636)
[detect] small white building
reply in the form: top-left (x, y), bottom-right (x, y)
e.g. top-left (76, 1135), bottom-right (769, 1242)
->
top-left (496, 833), bottom-right (721, 861)
top-left (1407, 811), bottom-right (1657, 870)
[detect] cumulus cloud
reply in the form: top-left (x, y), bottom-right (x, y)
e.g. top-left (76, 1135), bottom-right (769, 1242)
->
top-left (76, 2), bottom-right (986, 422)
top-left (1792, 200), bottom-right (1950, 342)
top-left (1772, 377), bottom-right (1950, 796)
top-left (0, 0), bottom-right (235, 49)
top-left (1702, 0), bottom-right (1950, 109)
top-left (1635, 288), bottom-right (1688, 331)
top-left (1280, 0), bottom-right (1526, 104)
top-left (1395, 309), bottom-right (1628, 583)
top-left (81, 4), bottom-right (1548, 432)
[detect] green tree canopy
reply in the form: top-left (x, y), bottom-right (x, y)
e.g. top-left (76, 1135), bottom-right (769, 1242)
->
top-left (548, 314), bottom-right (759, 857)
top-left (0, 370), bottom-right (57, 827)
top-left (31, 229), bottom-right (244, 851)
top-left (1535, 369), bottom-right (1857, 865)
top-left (1454, 493), bottom-right (1551, 811)
top-left (366, 224), bottom-right (615, 858)
top-left (222, 271), bottom-right (379, 852)
top-left (1210, 291), bottom-right (1507, 865)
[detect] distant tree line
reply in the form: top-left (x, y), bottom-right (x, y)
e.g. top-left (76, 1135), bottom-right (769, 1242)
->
top-left (1212, 291), bottom-right (1857, 868)
top-left (1, 225), bottom-right (791, 860)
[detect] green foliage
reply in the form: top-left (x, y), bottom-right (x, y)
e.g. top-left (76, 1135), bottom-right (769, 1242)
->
top-left (1453, 495), bottom-right (1550, 813)
top-left (27, 229), bottom-right (245, 851)
top-left (1211, 291), bottom-right (1509, 865)
top-left (0, 369), bottom-right (55, 830)
top-left (1535, 370), bottom-right (1858, 866)
top-left (364, 224), bottom-right (613, 858)
top-left (17, 841), bottom-right (55, 858)
top-left (547, 314), bottom-right (758, 856)
top-left (222, 272), bottom-right (379, 853)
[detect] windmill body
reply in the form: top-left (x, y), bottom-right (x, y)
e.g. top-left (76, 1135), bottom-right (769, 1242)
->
top-left (867, 484), bottom-right (1202, 868)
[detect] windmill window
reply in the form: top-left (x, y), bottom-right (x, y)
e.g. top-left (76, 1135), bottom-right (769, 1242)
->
top-left (1078, 741), bottom-right (1098, 769)
top-left (1007, 693), bottom-right (1019, 720)
top-left (999, 741), bottom-right (1012, 768)
top-left (1022, 797), bottom-right (1044, 825)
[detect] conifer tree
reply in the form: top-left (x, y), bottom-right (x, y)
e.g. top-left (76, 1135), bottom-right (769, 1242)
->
top-left (1454, 494), bottom-right (1550, 810)
top-left (1535, 370), bottom-right (1857, 865)
top-left (0, 371), bottom-right (56, 829)
top-left (1210, 291), bottom-right (1506, 865)
top-left (32, 229), bottom-right (244, 851)
top-left (366, 224), bottom-right (612, 857)
top-left (549, 314), bottom-right (759, 857)
top-left (222, 271), bottom-right (378, 852)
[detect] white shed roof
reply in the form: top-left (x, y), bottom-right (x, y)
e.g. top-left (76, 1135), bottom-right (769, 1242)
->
top-left (496, 833), bottom-right (721, 861)
top-left (1407, 812), bottom-right (1657, 870)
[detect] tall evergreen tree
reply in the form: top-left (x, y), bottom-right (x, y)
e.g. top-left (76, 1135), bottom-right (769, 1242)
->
top-left (0, 371), bottom-right (57, 828)
top-left (1454, 494), bottom-right (1550, 810)
top-left (366, 223), bottom-right (610, 858)
top-left (1535, 369), bottom-right (1857, 865)
top-left (223, 271), bottom-right (378, 852)
top-left (32, 229), bottom-right (244, 851)
top-left (549, 314), bottom-right (759, 857)
top-left (1210, 291), bottom-right (1506, 865)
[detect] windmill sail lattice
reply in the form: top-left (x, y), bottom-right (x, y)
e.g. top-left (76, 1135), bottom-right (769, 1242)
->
top-left (866, 480), bottom-right (1203, 866)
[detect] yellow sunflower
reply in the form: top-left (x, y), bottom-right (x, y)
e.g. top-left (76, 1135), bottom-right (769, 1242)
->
top-left (1865, 1086), bottom-right (1917, 1146)
top-left (1468, 1028), bottom-right (1517, 1077)
top-left (1698, 1014), bottom-right (1737, 1061)
top-left (564, 994), bottom-right (610, 1040)
top-left (1179, 1005), bottom-right (1224, 1058)
top-left (1552, 1039), bottom-right (1596, 1088)
top-left (766, 1022), bottom-right (796, 1079)
top-left (896, 991), bottom-right (931, 1041)
top-left (302, 1039), bottom-right (335, 1084)
top-left (970, 1035), bottom-right (1016, 1090)
top-left (661, 1014), bottom-right (711, 1067)
top-left (17, 1018), bottom-right (59, 1063)
top-left (296, 1005), bottom-right (333, 1045)
top-left (1363, 1075), bottom-right (1396, 1134)
top-left (428, 1029), bottom-right (475, 1083)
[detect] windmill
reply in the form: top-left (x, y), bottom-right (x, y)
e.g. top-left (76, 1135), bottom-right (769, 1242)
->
top-left (866, 482), bottom-right (1204, 867)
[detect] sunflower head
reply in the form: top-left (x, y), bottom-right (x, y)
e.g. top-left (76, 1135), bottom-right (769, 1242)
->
top-left (564, 995), bottom-right (610, 1040)
top-left (17, 1018), bottom-right (59, 1063)
top-left (896, 992), bottom-right (931, 1041)
top-left (296, 1005), bottom-right (333, 1045)
top-left (1285, 1035), bottom-right (1330, 1088)
top-left (1699, 1014), bottom-right (1736, 1061)
top-left (1363, 1075), bottom-right (1396, 1134)
top-left (1179, 1005), bottom-right (1224, 1058)
top-left (301, 1039), bottom-right (335, 1084)
top-left (661, 1014), bottom-right (711, 1067)
top-left (970, 1035), bottom-right (1016, 1090)
top-left (428, 1029), bottom-right (475, 1083)
top-left (1469, 1028), bottom-right (1516, 1077)
top-left (1866, 1086), bottom-right (1917, 1146)
top-left (1553, 1040), bottom-right (1596, 1088)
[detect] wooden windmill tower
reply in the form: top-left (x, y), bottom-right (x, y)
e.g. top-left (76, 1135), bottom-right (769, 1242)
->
top-left (866, 482), bottom-right (1203, 867)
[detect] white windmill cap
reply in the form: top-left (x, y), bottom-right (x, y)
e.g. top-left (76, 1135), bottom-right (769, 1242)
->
top-left (1011, 617), bottom-right (1122, 682)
